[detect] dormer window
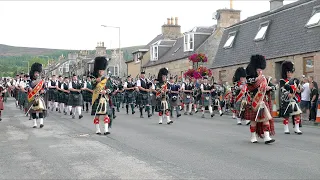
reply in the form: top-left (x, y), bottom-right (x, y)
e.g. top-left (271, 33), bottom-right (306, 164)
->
top-left (223, 31), bottom-right (236, 49)
top-left (184, 33), bottom-right (194, 52)
top-left (151, 45), bottom-right (158, 61)
top-left (306, 7), bottom-right (320, 28)
top-left (254, 21), bottom-right (270, 41)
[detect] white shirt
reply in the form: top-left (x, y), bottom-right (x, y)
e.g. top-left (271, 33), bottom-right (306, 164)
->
top-left (48, 80), bottom-right (57, 88)
top-left (19, 80), bottom-right (26, 89)
top-left (68, 82), bottom-right (75, 89)
top-left (301, 83), bottom-right (311, 101)
top-left (83, 81), bottom-right (87, 89)
top-left (151, 84), bottom-right (155, 90)
top-left (181, 83), bottom-right (186, 90)
top-left (123, 82), bottom-right (128, 88)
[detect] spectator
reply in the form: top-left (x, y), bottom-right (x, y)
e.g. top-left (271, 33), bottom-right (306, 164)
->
top-left (308, 76), bottom-right (318, 90)
top-left (300, 77), bottom-right (310, 120)
top-left (309, 81), bottom-right (319, 121)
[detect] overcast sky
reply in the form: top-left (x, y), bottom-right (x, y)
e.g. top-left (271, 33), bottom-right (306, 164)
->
top-left (0, 0), bottom-right (297, 50)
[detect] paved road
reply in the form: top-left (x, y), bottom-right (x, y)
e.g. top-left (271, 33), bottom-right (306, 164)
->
top-left (1, 98), bottom-right (320, 179)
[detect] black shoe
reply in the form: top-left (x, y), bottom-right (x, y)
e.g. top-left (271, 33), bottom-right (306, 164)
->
top-left (40, 124), bottom-right (44, 128)
top-left (0, 118), bottom-right (2, 121)
top-left (70, 112), bottom-right (73, 115)
top-left (265, 139), bottom-right (275, 144)
top-left (64, 112), bottom-right (67, 115)
top-left (140, 115), bottom-right (144, 118)
top-left (211, 114), bottom-right (215, 117)
top-left (79, 115), bottom-right (83, 119)
top-left (56, 108), bottom-right (59, 112)
top-left (177, 114), bottom-right (181, 118)
top-left (33, 126), bottom-right (37, 128)
top-left (72, 115), bottom-right (75, 119)
top-left (96, 132), bottom-right (101, 135)
top-left (104, 132), bottom-right (110, 135)
top-left (148, 114), bottom-right (152, 118)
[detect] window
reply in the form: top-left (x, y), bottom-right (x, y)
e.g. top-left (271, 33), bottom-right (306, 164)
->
top-left (108, 66), bottom-right (119, 76)
top-left (223, 31), bottom-right (236, 48)
top-left (219, 70), bottom-right (227, 82)
top-left (254, 22), bottom-right (269, 41)
top-left (152, 46), bottom-right (158, 60)
top-left (184, 33), bottom-right (194, 52)
top-left (115, 66), bottom-right (119, 76)
top-left (306, 8), bottom-right (320, 28)
top-left (303, 57), bottom-right (314, 77)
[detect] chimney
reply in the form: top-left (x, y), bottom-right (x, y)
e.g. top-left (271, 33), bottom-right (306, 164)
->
top-left (270, 0), bottom-right (283, 11)
top-left (216, 9), bottom-right (241, 29)
top-left (162, 17), bottom-right (181, 39)
top-left (102, 42), bottom-right (104, 47)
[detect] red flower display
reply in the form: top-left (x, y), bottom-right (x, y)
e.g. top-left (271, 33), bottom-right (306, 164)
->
top-left (197, 66), bottom-right (212, 77)
top-left (184, 66), bottom-right (212, 80)
top-left (188, 53), bottom-right (208, 63)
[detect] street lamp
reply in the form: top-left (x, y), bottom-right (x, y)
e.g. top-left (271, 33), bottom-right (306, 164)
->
top-left (22, 61), bottom-right (30, 73)
top-left (101, 25), bottom-right (121, 77)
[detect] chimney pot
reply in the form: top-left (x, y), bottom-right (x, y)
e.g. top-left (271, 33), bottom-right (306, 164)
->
top-left (171, 17), bottom-right (174, 25)
top-left (167, 18), bottom-right (170, 25)
top-left (175, 17), bottom-right (178, 25)
top-left (270, 0), bottom-right (283, 11)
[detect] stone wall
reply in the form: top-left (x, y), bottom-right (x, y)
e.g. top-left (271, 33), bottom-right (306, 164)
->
top-left (145, 58), bottom-right (190, 77)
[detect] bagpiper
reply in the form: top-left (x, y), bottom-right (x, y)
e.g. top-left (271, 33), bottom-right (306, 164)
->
top-left (279, 61), bottom-right (303, 135)
top-left (115, 79), bottom-right (124, 112)
top-left (27, 63), bottom-right (46, 128)
top-left (244, 54), bottom-right (275, 144)
top-left (155, 68), bottom-right (173, 124)
top-left (136, 71), bottom-right (152, 118)
top-left (48, 75), bottom-right (58, 111)
top-left (59, 76), bottom-right (70, 115)
top-left (68, 74), bottom-right (84, 119)
top-left (181, 76), bottom-right (194, 115)
top-left (232, 67), bottom-right (251, 125)
top-left (123, 75), bottom-right (136, 114)
top-left (168, 76), bottom-right (181, 118)
top-left (91, 56), bottom-right (113, 135)
top-left (0, 84), bottom-right (5, 121)
top-left (82, 76), bottom-right (93, 113)
top-left (200, 77), bottom-right (214, 118)
top-left (56, 75), bottom-right (64, 113)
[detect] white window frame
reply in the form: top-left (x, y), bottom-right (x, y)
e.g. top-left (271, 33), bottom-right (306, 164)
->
top-left (305, 6), bottom-right (320, 28)
top-left (254, 21), bottom-right (270, 41)
top-left (223, 31), bottom-right (237, 49)
top-left (183, 33), bottom-right (194, 52)
top-left (151, 45), bottom-right (158, 61)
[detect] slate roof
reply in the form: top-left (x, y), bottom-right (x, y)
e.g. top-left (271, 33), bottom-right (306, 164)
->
top-left (143, 26), bottom-right (214, 67)
top-left (189, 26), bottom-right (216, 34)
top-left (212, 0), bottom-right (320, 68)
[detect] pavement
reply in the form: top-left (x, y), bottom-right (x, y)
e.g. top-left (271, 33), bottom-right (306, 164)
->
top-left (1, 98), bottom-right (320, 179)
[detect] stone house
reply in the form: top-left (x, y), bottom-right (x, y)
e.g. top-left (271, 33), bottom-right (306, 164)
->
top-left (212, 0), bottom-right (320, 83)
top-left (127, 10), bottom-right (241, 80)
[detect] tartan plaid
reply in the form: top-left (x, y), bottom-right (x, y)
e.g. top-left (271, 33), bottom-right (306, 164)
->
top-left (125, 91), bottom-right (135, 104)
top-left (183, 93), bottom-right (193, 104)
top-left (48, 89), bottom-right (57, 101)
top-left (115, 92), bottom-right (123, 103)
top-left (136, 92), bottom-right (150, 105)
top-left (82, 90), bottom-right (92, 102)
top-left (67, 93), bottom-right (83, 107)
top-left (201, 93), bottom-right (212, 106)
top-left (19, 92), bottom-right (28, 108)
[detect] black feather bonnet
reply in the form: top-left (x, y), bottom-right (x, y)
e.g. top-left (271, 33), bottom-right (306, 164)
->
top-left (157, 68), bottom-right (168, 83)
top-left (93, 56), bottom-right (108, 78)
top-left (245, 54), bottom-right (266, 78)
top-left (29, 62), bottom-right (42, 80)
top-left (232, 67), bottom-right (246, 83)
top-left (281, 61), bottom-right (295, 79)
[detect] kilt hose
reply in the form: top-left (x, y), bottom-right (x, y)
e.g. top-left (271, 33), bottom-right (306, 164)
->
top-left (67, 93), bottom-right (83, 107)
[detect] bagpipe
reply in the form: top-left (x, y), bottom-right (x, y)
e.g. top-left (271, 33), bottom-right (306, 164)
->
top-left (26, 78), bottom-right (46, 115)
top-left (91, 75), bottom-right (111, 116)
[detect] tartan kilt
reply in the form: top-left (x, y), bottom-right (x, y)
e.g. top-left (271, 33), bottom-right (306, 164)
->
top-left (19, 92), bottom-right (28, 108)
top-left (27, 95), bottom-right (46, 114)
top-left (61, 93), bottom-right (69, 104)
top-left (18, 91), bottom-right (22, 102)
top-left (183, 93), bottom-right (193, 104)
top-left (201, 93), bottom-right (212, 106)
top-left (125, 91), bottom-right (135, 104)
top-left (150, 93), bottom-right (157, 106)
top-left (91, 96), bottom-right (111, 116)
top-left (14, 89), bottom-right (19, 99)
top-left (111, 95), bottom-right (117, 107)
top-left (169, 95), bottom-right (180, 107)
top-left (55, 91), bottom-right (63, 103)
top-left (82, 91), bottom-right (92, 103)
top-left (48, 89), bottom-right (57, 101)
top-left (136, 92), bottom-right (150, 105)
top-left (115, 93), bottom-right (123, 104)
top-left (155, 97), bottom-right (170, 112)
top-left (0, 97), bottom-right (4, 110)
top-left (67, 93), bottom-right (83, 107)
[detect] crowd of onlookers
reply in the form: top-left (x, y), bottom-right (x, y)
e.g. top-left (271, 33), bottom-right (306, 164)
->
top-left (300, 76), bottom-right (319, 121)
